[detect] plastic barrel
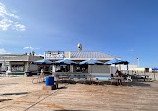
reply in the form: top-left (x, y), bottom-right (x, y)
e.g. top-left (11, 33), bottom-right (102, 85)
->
top-left (46, 77), bottom-right (54, 86)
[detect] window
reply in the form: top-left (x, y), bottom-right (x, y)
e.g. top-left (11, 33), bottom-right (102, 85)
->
top-left (11, 65), bottom-right (24, 72)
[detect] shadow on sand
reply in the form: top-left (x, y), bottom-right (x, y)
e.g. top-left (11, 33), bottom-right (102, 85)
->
top-left (0, 99), bottom-right (13, 102)
top-left (0, 92), bottom-right (29, 96)
top-left (57, 86), bottom-right (67, 89)
top-left (54, 110), bottom-right (87, 111)
top-left (0, 83), bottom-right (19, 85)
top-left (56, 79), bottom-right (151, 87)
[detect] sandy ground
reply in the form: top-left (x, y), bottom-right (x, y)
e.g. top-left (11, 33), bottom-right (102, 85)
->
top-left (0, 76), bottom-right (158, 111)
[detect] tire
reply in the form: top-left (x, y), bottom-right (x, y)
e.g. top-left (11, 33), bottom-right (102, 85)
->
top-left (32, 78), bottom-right (38, 84)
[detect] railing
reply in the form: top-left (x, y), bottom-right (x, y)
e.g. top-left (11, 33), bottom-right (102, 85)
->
top-left (121, 70), bottom-right (158, 81)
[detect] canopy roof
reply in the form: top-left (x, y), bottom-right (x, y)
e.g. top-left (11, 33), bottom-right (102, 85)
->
top-left (79, 59), bottom-right (104, 65)
top-left (53, 59), bottom-right (77, 64)
top-left (32, 59), bottom-right (53, 65)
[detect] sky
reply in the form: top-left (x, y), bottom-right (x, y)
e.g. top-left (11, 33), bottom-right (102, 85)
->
top-left (0, 0), bottom-right (158, 67)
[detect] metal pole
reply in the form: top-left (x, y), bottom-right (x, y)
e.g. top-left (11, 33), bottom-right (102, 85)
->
top-left (154, 70), bottom-right (156, 81)
top-left (91, 65), bottom-right (92, 74)
top-left (127, 64), bottom-right (129, 74)
top-left (138, 59), bottom-right (139, 67)
top-left (110, 65), bottom-right (111, 74)
top-left (119, 64), bottom-right (121, 71)
top-left (115, 64), bottom-right (116, 75)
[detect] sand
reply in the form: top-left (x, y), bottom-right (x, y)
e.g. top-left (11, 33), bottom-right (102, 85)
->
top-left (0, 75), bottom-right (158, 111)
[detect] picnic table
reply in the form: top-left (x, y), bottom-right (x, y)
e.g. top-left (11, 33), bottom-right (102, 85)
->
top-left (58, 75), bottom-right (70, 80)
top-left (110, 76), bottom-right (132, 86)
top-left (113, 77), bottom-right (124, 86)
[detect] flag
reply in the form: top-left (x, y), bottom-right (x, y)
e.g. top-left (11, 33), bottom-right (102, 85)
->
top-left (134, 58), bottom-right (139, 60)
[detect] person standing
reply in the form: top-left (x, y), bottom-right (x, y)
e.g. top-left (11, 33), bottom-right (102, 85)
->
top-left (116, 70), bottom-right (123, 85)
top-left (40, 69), bottom-right (44, 82)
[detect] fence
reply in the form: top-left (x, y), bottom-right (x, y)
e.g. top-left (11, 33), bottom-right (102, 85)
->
top-left (121, 70), bottom-right (158, 81)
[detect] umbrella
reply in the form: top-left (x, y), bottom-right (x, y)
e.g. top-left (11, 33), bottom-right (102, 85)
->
top-left (105, 58), bottom-right (129, 74)
top-left (32, 59), bottom-right (53, 74)
top-left (115, 61), bottom-right (129, 65)
top-left (79, 59), bottom-right (103, 84)
top-left (105, 59), bottom-right (123, 64)
top-left (80, 59), bottom-right (104, 65)
top-left (53, 59), bottom-right (77, 65)
top-left (105, 58), bottom-right (128, 65)
top-left (52, 59), bottom-right (77, 73)
top-left (32, 59), bottom-right (53, 65)
top-left (79, 59), bottom-right (103, 74)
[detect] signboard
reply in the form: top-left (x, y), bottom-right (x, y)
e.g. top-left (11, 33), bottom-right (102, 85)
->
top-left (44, 51), bottom-right (64, 60)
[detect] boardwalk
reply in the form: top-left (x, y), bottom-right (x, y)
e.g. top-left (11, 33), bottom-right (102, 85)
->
top-left (0, 76), bottom-right (158, 111)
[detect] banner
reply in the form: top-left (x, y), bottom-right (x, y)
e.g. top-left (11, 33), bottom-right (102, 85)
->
top-left (44, 51), bottom-right (64, 60)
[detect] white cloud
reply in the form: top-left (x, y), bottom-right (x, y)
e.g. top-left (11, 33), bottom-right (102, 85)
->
top-left (0, 2), bottom-right (25, 31)
top-left (0, 48), bottom-right (9, 54)
top-left (0, 3), bottom-right (19, 19)
top-left (15, 23), bottom-right (26, 31)
top-left (0, 18), bottom-right (13, 30)
top-left (23, 46), bottom-right (34, 50)
top-left (23, 46), bottom-right (40, 50)
top-left (128, 49), bottom-right (135, 52)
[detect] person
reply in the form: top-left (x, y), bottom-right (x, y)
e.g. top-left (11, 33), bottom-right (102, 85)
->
top-left (40, 69), bottom-right (44, 82)
top-left (116, 69), bottom-right (123, 77)
top-left (111, 73), bottom-right (114, 79)
top-left (116, 69), bottom-right (123, 85)
top-left (41, 68), bottom-right (44, 74)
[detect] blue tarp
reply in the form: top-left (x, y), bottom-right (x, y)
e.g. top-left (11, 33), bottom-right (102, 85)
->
top-left (53, 59), bottom-right (77, 64)
top-left (79, 59), bottom-right (104, 65)
top-left (32, 59), bottom-right (53, 65)
top-left (152, 69), bottom-right (158, 70)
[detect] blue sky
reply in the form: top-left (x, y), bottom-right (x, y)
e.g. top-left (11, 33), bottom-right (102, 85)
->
top-left (0, 0), bottom-right (158, 67)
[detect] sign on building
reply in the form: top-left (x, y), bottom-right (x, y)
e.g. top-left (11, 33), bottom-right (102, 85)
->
top-left (44, 51), bottom-right (64, 60)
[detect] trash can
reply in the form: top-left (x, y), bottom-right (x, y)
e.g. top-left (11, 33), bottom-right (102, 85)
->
top-left (46, 76), bottom-right (54, 86)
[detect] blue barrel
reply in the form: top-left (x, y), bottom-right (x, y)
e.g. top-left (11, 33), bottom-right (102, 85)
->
top-left (46, 77), bottom-right (54, 86)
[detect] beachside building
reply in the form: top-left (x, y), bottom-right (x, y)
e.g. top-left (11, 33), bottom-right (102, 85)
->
top-left (0, 44), bottom-right (137, 75)
top-left (44, 50), bottom-right (121, 74)
top-left (45, 51), bottom-right (120, 62)
top-left (133, 68), bottom-right (152, 73)
top-left (0, 52), bottom-right (43, 74)
top-left (43, 43), bottom-right (122, 74)
top-left (118, 64), bottom-right (137, 71)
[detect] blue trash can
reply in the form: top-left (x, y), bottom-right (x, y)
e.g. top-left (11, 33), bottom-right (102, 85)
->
top-left (46, 77), bottom-right (54, 86)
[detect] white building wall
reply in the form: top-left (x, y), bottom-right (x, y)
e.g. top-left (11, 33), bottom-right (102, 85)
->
top-left (29, 64), bottom-right (38, 72)
top-left (110, 64), bottom-right (137, 74)
top-left (120, 64), bottom-right (137, 70)
top-left (64, 51), bottom-right (70, 58)
top-left (88, 65), bottom-right (110, 74)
